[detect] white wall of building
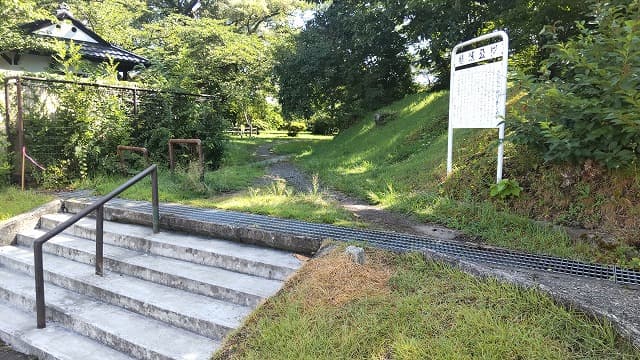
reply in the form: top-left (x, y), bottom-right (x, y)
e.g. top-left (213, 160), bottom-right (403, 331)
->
top-left (0, 53), bottom-right (52, 74)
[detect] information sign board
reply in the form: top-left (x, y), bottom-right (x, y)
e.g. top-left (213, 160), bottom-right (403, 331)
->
top-left (447, 31), bottom-right (508, 182)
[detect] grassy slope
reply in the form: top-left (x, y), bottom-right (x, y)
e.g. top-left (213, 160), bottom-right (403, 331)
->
top-left (297, 91), bottom-right (607, 262)
top-left (216, 248), bottom-right (638, 359)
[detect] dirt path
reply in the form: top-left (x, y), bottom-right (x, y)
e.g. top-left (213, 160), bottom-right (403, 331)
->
top-left (254, 142), bottom-right (459, 241)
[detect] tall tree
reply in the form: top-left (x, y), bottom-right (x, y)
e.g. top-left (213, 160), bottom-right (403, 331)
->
top-left (137, 14), bottom-right (278, 124)
top-left (0, 0), bottom-right (56, 53)
top-left (276, 0), bottom-right (414, 126)
top-left (396, 0), bottom-right (590, 87)
top-left (212, 0), bottom-right (309, 34)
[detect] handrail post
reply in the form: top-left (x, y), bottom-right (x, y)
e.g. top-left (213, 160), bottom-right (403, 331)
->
top-left (151, 166), bottom-right (159, 233)
top-left (96, 206), bottom-right (104, 276)
top-left (34, 242), bottom-right (46, 328)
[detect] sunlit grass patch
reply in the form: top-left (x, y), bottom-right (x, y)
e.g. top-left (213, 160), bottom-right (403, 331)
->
top-left (293, 90), bottom-right (636, 265)
top-left (76, 162), bottom-right (265, 202)
top-left (213, 184), bottom-right (362, 227)
top-left (0, 187), bottom-right (53, 221)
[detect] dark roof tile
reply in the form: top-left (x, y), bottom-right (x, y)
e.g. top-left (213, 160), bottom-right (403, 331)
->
top-left (77, 42), bottom-right (148, 65)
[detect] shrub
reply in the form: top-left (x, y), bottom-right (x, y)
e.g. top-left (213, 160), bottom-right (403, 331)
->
top-left (0, 135), bottom-right (10, 186)
top-left (310, 111), bottom-right (338, 135)
top-left (489, 179), bottom-right (523, 200)
top-left (287, 121), bottom-right (306, 137)
top-left (510, 0), bottom-right (640, 169)
top-left (23, 80), bottom-right (132, 182)
top-left (17, 78), bottom-right (227, 188)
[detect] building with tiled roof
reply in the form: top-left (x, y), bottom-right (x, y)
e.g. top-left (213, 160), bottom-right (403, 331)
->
top-left (0, 3), bottom-right (148, 80)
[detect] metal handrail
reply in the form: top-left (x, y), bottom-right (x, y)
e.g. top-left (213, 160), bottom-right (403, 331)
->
top-left (33, 164), bottom-right (160, 328)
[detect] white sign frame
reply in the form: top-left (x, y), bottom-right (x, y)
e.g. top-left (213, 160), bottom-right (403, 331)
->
top-left (447, 31), bottom-right (508, 182)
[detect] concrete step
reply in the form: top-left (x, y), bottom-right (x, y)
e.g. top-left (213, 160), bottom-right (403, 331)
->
top-left (0, 298), bottom-right (133, 360)
top-left (0, 246), bottom-right (250, 340)
top-left (0, 266), bottom-right (217, 360)
top-left (39, 213), bottom-right (301, 281)
top-left (62, 198), bottom-right (321, 255)
top-left (17, 229), bottom-right (282, 307)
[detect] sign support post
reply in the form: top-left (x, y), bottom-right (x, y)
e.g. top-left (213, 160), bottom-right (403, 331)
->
top-left (447, 31), bottom-right (509, 183)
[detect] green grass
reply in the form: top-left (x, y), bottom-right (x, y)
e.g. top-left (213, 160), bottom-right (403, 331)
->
top-left (271, 138), bottom-right (332, 156)
top-left (76, 132), bottom-right (275, 201)
top-left (216, 249), bottom-right (638, 359)
top-left (74, 131), bottom-right (335, 220)
top-left (211, 184), bottom-right (361, 227)
top-left (0, 187), bottom-right (53, 221)
top-left (293, 91), bottom-right (605, 263)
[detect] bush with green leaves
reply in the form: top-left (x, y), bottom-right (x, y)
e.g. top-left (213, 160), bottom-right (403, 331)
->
top-left (0, 134), bottom-right (10, 185)
top-left (22, 78), bottom-right (133, 185)
top-left (20, 78), bottom-right (226, 187)
top-left (287, 121), bottom-right (306, 137)
top-left (310, 110), bottom-right (338, 135)
top-left (132, 92), bottom-right (227, 170)
top-left (510, 0), bottom-right (640, 169)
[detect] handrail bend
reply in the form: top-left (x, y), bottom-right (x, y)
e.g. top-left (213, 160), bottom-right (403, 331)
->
top-left (33, 164), bottom-right (160, 328)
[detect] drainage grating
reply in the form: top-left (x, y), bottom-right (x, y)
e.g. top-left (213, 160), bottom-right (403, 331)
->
top-left (79, 197), bottom-right (640, 286)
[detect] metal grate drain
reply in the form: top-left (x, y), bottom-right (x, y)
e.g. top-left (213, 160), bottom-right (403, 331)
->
top-left (80, 197), bottom-right (640, 286)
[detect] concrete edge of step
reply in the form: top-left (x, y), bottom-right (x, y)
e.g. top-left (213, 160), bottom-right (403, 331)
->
top-left (0, 325), bottom-right (43, 360)
top-left (37, 215), bottom-right (299, 281)
top-left (0, 200), bottom-right (61, 246)
top-left (63, 199), bottom-right (323, 256)
top-left (0, 280), bottom-right (214, 360)
top-left (15, 231), bottom-right (271, 307)
top-left (0, 313), bottom-right (131, 360)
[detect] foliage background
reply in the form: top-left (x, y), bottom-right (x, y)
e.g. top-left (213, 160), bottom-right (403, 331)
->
top-left (511, 0), bottom-right (640, 169)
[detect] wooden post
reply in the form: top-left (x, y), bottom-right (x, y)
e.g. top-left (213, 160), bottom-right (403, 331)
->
top-left (3, 78), bottom-right (11, 141)
top-left (133, 88), bottom-right (138, 115)
top-left (3, 78), bottom-right (13, 182)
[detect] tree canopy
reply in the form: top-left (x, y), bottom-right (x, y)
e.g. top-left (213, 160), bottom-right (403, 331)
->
top-left (275, 0), bottom-right (414, 128)
top-left (0, 0), bottom-right (299, 129)
top-left (3, 0), bottom-right (634, 155)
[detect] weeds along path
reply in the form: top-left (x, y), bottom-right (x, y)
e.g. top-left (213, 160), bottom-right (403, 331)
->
top-left (254, 141), bottom-right (460, 241)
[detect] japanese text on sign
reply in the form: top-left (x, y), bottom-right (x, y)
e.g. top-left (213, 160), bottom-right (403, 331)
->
top-left (453, 42), bottom-right (505, 68)
top-left (447, 31), bottom-right (509, 181)
top-left (449, 61), bottom-right (505, 129)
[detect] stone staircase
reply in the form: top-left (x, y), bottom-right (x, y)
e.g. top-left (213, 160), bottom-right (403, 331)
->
top-left (0, 209), bottom-right (303, 359)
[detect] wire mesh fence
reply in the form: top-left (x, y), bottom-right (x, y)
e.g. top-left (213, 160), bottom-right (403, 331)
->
top-left (2, 76), bottom-right (225, 187)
